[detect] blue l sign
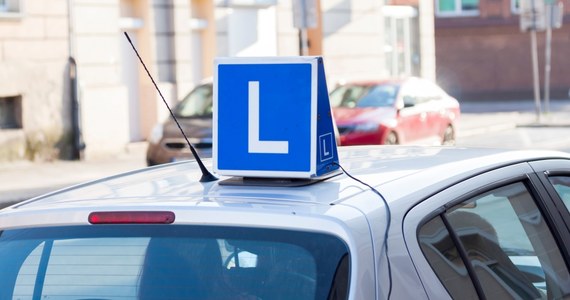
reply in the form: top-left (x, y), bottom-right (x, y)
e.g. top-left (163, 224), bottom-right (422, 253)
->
top-left (213, 57), bottom-right (339, 178)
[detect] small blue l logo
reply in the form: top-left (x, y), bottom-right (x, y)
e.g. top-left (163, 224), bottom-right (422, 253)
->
top-left (319, 133), bottom-right (334, 162)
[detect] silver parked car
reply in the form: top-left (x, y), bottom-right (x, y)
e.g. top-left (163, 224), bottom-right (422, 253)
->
top-left (2, 146), bottom-right (570, 299)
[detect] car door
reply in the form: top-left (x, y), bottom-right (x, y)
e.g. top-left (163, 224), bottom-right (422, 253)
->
top-left (421, 81), bottom-right (447, 142)
top-left (396, 82), bottom-right (427, 143)
top-left (403, 162), bottom-right (570, 299)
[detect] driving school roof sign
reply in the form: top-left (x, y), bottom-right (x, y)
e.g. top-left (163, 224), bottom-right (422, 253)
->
top-left (213, 56), bottom-right (339, 179)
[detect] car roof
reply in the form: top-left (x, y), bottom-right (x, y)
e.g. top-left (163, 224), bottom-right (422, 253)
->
top-left (9, 146), bottom-right (569, 213)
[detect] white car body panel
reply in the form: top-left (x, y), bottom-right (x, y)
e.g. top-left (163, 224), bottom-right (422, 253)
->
top-left (2, 146), bottom-right (570, 299)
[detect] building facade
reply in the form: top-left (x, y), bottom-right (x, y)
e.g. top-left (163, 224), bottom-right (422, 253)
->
top-left (434, 0), bottom-right (570, 100)
top-left (0, 0), bottom-right (434, 161)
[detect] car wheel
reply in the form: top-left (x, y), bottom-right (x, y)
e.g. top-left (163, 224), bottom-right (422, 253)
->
top-left (442, 125), bottom-right (455, 146)
top-left (385, 132), bottom-right (398, 145)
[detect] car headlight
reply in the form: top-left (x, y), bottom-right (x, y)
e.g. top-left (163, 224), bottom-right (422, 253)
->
top-left (354, 123), bottom-right (379, 133)
top-left (149, 124), bottom-right (164, 144)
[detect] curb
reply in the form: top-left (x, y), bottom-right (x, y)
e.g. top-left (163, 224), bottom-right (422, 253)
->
top-left (458, 122), bottom-right (518, 138)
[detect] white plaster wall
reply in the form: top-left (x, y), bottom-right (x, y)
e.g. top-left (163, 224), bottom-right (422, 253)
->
top-left (275, 1), bottom-right (299, 56)
top-left (73, 0), bottom-right (131, 158)
top-left (419, 0), bottom-right (436, 82)
top-left (215, 4), bottom-right (279, 57)
top-left (171, 0), bottom-right (194, 98)
top-left (0, 0), bottom-right (69, 161)
top-left (80, 86), bottom-right (130, 157)
top-left (214, 8), bottom-right (230, 57)
top-left (321, 0), bottom-right (385, 86)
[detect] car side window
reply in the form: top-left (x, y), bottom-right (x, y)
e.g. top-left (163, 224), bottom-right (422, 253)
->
top-left (419, 182), bottom-right (570, 299)
top-left (418, 216), bottom-right (479, 299)
top-left (548, 176), bottom-right (570, 212)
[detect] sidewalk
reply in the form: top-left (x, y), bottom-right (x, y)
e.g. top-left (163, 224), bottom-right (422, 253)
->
top-left (0, 143), bottom-right (148, 207)
top-left (458, 99), bottom-right (570, 137)
top-left (1, 99), bottom-right (570, 207)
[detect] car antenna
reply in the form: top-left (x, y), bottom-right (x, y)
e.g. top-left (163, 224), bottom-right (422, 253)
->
top-left (123, 32), bottom-right (217, 183)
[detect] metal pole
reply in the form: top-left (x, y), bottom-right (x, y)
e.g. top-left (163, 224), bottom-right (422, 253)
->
top-left (67, 0), bottom-right (84, 160)
top-left (544, 4), bottom-right (552, 114)
top-left (530, 30), bottom-right (542, 123)
top-left (299, 29), bottom-right (309, 56)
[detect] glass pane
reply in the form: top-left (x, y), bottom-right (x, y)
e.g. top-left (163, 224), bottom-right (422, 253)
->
top-left (174, 84), bottom-right (213, 117)
top-left (395, 18), bottom-right (406, 76)
top-left (419, 216), bottom-right (479, 299)
top-left (356, 85), bottom-right (399, 108)
top-left (0, 96), bottom-right (22, 129)
top-left (384, 18), bottom-right (394, 76)
top-left (461, 0), bottom-right (479, 11)
top-left (438, 0), bottom-right (456, 12)
top-left (0, 225), bottom-right (349, 300)
top-left (548, 176), bottom-right (570, 212)
top-left (330, 84), bottom-right (399, 109)
top-left (329, 85), bottom-right (368, 108)
top-left (513, 0), bottom-right (520, 12)
top-left (446, 183), bottom-right (570, 299)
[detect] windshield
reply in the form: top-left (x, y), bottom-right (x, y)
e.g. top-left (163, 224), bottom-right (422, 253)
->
top-left (174, 84), bottom-right (213, 118)
top-left (330, 84), bottom-right (399, 108)
top-left (0, 225), bottom-right (349, 300)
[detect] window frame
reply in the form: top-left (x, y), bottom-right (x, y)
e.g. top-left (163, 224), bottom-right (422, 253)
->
top-left (0, 224), bottom-right (351, 300)
top-left (0, 95), bottom-right (23, 129)
top-left (512, 0), bottom-right (521, 14)
top-left (530, 159), bottom-right (570, 238)
top-left (0, 0), bottom-right (23, 18)
top-left (424, 179), bottom-right (570, 298)
top-left (440, 181), bottom-right (570, 298)
top-left (435, 0), bottom-right (480, 18)
top-left (404, 161), bottom-right (570, 298)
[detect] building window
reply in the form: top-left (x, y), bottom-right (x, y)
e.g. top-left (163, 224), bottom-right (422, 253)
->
top-left (0, 0), bottom-right (21, 15)
top-left (512, 0), bottom-right (520, 14)
top-left (0, 95), bottom-right (23, 129)
top-left (436, 0), bottom-right (479, 17)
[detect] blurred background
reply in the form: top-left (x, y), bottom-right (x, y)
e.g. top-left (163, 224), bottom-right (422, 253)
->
top-left (0, 0), bottom-right (568, 163)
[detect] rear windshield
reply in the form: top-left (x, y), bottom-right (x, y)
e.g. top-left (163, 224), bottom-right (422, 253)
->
top-left (0, 225), bottom-right (349, 300)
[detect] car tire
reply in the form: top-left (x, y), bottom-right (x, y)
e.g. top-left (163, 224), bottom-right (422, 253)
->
top-left (385, 132), bottom-right (398, 145)
top-left (442, 125), bottom-right (455, 146)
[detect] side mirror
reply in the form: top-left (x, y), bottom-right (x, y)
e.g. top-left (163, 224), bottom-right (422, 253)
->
top-left (403, 96), bottom-right (415, 108)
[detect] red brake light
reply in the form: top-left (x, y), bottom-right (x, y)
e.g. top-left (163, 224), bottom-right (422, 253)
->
top-left (88, 211), bottom-right (175, 224)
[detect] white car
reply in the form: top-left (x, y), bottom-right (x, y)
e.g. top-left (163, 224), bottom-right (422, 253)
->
top-left (2, 146), bottom-right (570, 299)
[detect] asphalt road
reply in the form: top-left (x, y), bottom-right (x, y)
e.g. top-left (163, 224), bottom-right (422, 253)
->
top-left (457, 125), bottom-right (570, 152)
top-left (2, 99), bottom-right (569, 208)
top-left (458, 99), bottom-right (570, 151)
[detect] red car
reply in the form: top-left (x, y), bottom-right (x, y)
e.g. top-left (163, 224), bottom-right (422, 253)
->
top-left (331, 77), bottom-right (460, 146)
